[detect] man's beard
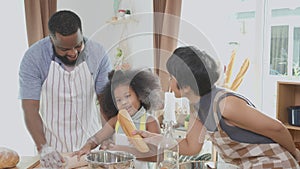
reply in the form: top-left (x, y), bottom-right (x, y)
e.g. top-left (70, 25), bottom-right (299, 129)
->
top-left (55, 54), bottom-right (77, 66)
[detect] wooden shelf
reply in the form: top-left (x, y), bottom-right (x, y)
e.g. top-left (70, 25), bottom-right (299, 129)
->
top-left (277, 81), bottom-right (300, 143)
top-left (284, 123), bottom-right (300, 130)
top-left (106, 17), bottom-right (138, 25)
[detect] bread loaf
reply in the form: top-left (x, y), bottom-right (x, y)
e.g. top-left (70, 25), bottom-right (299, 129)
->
top-left (0, 147), bottom-right (19, 168)
top-left (230, 58), bottom-right (250, 91)
top-left (117, 109), bottom-right (150, 153)
top-left (224, 49), bottom-right (236, 87)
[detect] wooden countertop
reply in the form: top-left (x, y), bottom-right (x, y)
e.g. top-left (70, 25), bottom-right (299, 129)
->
top-left (14, 154), bottom-right (88, 169)
top-left (14, 156), bottom-right (40, 169)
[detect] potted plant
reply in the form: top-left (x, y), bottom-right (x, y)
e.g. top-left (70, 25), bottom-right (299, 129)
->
top-left (184, 114), bottom-right (190, 129)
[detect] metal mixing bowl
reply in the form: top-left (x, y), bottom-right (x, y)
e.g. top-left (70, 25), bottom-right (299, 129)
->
top-left (85, 150), bottom-right (136, 169)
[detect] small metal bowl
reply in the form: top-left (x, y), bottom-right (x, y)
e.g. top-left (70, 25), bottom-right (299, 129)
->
top-left (86, 150), bottom-right (136, 169)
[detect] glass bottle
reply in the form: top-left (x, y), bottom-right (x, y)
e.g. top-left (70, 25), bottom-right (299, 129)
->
top-left (157, 121), bottom-right (179, 169)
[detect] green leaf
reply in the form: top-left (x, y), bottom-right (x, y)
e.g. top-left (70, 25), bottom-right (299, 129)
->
top-left (185, 114), bottom-right (190, 121)
top-left (116, 48), bottom-right (122, 57)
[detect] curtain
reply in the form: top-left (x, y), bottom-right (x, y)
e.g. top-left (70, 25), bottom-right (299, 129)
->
top-left (293, 27), bottom-right (300, 76)
top-left (24, 0), bottom-right (57, 47)
top-left (270, 25), bottom-right (289, 75)
top-left (153, 0), bottom-right (182, 91)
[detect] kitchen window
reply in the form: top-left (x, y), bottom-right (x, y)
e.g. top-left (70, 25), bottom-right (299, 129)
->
top-left (268, 2), bottom-right (300, 77)
top-left (260, 0), bottom-right (300, 118)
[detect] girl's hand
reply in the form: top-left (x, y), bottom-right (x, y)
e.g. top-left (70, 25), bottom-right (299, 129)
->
top-left (106, 144), bottom-right (121, 151)
top-left (99, 139), bottom-right (115, 150)
top-left (71, 143), bottom-right (93, 161)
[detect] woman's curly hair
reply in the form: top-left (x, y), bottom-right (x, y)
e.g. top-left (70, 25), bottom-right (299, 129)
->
top-left (100, 68), bottom-right (163, 120)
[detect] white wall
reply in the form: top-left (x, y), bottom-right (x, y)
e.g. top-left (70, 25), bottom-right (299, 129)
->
top-left (58, 0), bottom-right (154, 70)
top-left (0, 1), bottom-right (33, 156)
top-left (180, 1), bottom-right (262, 109)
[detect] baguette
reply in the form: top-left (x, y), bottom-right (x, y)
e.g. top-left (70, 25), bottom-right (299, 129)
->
top-left (230, 78), bottom-right (243, 91)
top-left (0, 147), bottom-right (19, 169)
top-left (117, 109), bottom-right (150, 153)
top-left (224, 50), bottom-right (236, 86)
top-left (230, 58), bottom-right (250, 91)
top-left (235, 58), bottom-right (250, 79)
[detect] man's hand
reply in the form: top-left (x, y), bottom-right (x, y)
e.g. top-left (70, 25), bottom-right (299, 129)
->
top-left (39, 145), bottom-right (65, 168)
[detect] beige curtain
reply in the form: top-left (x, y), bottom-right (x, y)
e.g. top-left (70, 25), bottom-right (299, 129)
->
top-left (24, 0), bottom-right (57, 46)
top-left (153, 0), bottom-right (182, 91)
top-left (270, 25), bottom-right (289, 75)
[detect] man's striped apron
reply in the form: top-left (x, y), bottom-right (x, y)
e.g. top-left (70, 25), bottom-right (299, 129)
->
top-left (40, 60), bottom-right (100, 152)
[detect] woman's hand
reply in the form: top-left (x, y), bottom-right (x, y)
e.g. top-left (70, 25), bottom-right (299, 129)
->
top-left (132, 130), bottom-right (163, 146)
top-left (132, 130), bottom-right (163, 144)
top-left (294, 149), bottom-right (300, 163)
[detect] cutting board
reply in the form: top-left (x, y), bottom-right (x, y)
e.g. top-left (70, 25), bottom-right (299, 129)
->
top-left (34, 153), bottom-right (88, 169)
top-left (14, 153), bottom-right (88, 169)
top-left (14, 156), bottom-right (40, 169)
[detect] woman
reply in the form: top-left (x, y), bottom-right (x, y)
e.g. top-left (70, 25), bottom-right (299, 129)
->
top-left (134, 46), bottom-right (300, 168)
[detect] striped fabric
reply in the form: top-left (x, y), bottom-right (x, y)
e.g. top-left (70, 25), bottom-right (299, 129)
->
top-left (208, 131), bottom-right (299, 168)
top-left (40, 61), bottom-right (100, 152)
top-left (206, 92), bottom-right (299, 169)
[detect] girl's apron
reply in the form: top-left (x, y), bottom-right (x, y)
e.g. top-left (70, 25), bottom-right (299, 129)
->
top-left (40, 57), bottom-right (100, 152)
top-left (207, 91), bottom-right (299, 169)
top-left (115, 108), bottom-right (148, 168)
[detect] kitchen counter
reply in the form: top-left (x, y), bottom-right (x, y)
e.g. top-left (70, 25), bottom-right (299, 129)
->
top-left (14, 156), bottom-right (239, 169)
top-left (14, 154), bottom-right (88, 169)
top-left (14, 156), bottom-right (39, 169)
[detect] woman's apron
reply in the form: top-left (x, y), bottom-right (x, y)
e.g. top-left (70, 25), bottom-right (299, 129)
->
top-left (39, 58), bottom-right (100, 152)
top-left (206, 92), bottom-right (299, 169)
top-left (115, 108), bottom-right (148, 168)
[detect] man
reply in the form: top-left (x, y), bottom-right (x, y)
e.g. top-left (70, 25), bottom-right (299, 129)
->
top-left (19, 10), bottom-right (112, 167)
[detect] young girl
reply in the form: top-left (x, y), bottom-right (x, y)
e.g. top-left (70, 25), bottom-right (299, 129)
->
top-left (73, 68), bottom-right (162, 168)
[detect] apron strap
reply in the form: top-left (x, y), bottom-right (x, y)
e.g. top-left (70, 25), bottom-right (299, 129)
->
top-left (139, 113), bottom-right (146, 131)
top-left (115, 120), bottom-right (120, 133)
top-left (115, 113), bottom-right (147, 133)
top-left (212, 91), bottom-right (227, 130)
top-left (210, 91), bottom-right (227, 162)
